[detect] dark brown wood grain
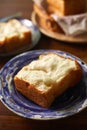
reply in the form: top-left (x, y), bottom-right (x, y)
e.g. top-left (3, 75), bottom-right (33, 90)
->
top-left (0, 0), bottom-right (87, 130)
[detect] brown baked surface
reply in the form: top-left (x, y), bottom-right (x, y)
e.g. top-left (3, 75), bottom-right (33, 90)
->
top-left (14, 53), bottom-right (82, 108)
top-left (47, 0), bottom-right (86, 16)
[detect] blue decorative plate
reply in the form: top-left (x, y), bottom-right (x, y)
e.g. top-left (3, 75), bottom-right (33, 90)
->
top-left (0, 50), bottom-right (87, 120)
top-left (0, 19), bottom-right (41, 56)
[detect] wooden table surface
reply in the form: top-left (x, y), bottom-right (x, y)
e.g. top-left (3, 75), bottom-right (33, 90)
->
top-left (0, 0), bottom-right (87, 130)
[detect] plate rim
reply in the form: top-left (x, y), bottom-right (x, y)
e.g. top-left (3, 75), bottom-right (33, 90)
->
top-left (0, 49), bottom-right (87, 120)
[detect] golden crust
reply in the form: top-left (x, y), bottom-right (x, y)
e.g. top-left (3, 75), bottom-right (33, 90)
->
top-left (14, 77), bottom-right (54, 107)
top-left (47, 0), bottom-right (86, 16)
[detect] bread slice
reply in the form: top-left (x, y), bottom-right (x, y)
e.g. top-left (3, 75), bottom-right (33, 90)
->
top-left (0, 19), bottom-right (31, 53)
top-left (14, 53), bottom-right (82, 108)
top-left (47, 0), bottom-right (86, 16)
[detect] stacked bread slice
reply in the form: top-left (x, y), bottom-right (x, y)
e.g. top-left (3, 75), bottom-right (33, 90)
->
top-left (47, 0), bottom-right (86, 16)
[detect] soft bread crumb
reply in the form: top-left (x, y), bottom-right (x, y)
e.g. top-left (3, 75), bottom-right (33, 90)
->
top-left (14, 53), bottom-right (82, 107)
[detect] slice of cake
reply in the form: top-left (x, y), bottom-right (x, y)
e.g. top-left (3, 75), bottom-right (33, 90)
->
top-left (14, 53), bottom-right (82, 108)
